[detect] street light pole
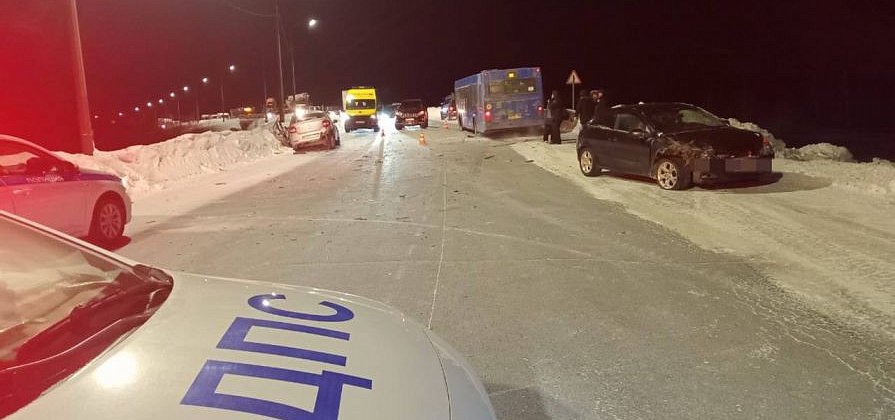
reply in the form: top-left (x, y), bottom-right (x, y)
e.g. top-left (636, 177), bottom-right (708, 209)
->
top-left (68, 0), bottom-right (94, 155)
top-left (274, 0), bottom-right (286, 123)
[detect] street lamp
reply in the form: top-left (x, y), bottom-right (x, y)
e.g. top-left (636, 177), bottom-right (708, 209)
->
top-left (134, 106), bottom-right (140, 112)
top-left (158, 99), bottom-right (164, 104)
top-left (183, 86), bottom-right (190, 92)
top-left (146, 102), bottom-right (152, 108)
top-left (169, 92), bottom-right (176, 98)
top-left (220, 64), bottom-right (236, 118)
top-left (287, 17), bottom-right (320, 103)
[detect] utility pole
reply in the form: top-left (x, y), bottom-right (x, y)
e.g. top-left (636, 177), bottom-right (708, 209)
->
top-left (68, 0), bottom-right (94, 155)
top-left (274, 0), bottom-right (286, 123)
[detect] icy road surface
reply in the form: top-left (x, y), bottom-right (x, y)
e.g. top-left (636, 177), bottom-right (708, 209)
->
top-left (120, 119), bottom-right (894, 419)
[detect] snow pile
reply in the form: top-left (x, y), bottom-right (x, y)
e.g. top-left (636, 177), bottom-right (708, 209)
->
top-left (728, 118), bottom-right (787, 153)
top-left (784, 142), bottom-right (854, 162)
top-left (58, 128), bottom-right (286, 196)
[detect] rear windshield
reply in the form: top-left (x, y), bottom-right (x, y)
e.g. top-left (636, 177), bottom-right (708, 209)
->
top-left (488, 78), bottom-right (539, 95)
top-left (401, 100), bottom-right (423, 110)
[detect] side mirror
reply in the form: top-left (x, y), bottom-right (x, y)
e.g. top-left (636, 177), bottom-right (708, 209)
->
top-left (631, 129), bottom-right (649, 139)
top-left (60, 160), bottom-right (79, 178)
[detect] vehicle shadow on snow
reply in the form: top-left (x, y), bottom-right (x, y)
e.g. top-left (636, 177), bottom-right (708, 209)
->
top-left (602, 171), bottom-right (831, 194)
top-left (486, 382), bottom-right (570, 420)
top-left (83, 235), bottom-right (132, 252)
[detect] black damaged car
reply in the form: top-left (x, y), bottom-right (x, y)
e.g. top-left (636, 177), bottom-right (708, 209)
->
top-left (576, 103), bottom-right (774, 190)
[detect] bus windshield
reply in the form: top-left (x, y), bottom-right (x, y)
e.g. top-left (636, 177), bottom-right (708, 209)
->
top-left (488, 78), bottom-right (539, 96)
top-left (347, 99), bottom-right (375, 110)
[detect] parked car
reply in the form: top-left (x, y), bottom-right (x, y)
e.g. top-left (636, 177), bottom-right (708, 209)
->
top-left (439, 95), bottom-right (457, 120)
top-left (288, 109), bottom-right (340, 151)
top-left (0, 135), bottom-right (131, 244)
top-left (395, 99), bottom-right (428, 130)
top-left (576, 103), bottom-right (774, 190)
top-left (0, 211), bottom-right (497, 420)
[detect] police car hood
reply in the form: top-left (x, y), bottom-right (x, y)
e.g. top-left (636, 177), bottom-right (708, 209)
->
top-left (10, 273), bottom-right (456, 420)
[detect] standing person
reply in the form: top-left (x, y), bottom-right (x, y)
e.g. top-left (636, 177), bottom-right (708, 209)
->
top-left (576, 90), bottom-right (595, 128)
top-left (592, 89), bottom-right (608, 126)
top-left (547, 90), bottom-right (564, 144)
top-left (542, 92), bottom-right (553, 142)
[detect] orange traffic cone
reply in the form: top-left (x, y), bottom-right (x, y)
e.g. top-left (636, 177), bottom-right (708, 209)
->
top-left (419, 132), bottom-right (427, 146)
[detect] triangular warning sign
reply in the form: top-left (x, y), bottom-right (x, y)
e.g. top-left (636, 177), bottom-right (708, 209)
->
top-left (566, 70), bottom-right (582, 85)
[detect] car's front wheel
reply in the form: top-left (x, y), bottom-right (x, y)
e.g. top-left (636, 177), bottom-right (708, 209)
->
top-left (90, 196), bottom-right (125, 245)
top-left (578, 147), bottom-right (600, 177)
top-left (655, 158), bottom-right (692, 190)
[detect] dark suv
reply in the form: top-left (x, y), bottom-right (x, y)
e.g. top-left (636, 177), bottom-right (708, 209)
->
top-left (395, 99), bottom-right (428, 130)
top-left (440, 95), bottom-right (457, 120)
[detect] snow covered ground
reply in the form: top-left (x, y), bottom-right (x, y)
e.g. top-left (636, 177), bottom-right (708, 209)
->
top-left (510, 137), bottom-right (895, 338)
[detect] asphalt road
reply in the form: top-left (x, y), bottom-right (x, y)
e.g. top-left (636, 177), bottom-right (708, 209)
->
top-left (120, 122), bottom-right (895, 419)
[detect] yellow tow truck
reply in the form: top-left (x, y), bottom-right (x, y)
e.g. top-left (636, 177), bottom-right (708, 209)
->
top-left (341, 87), bottom-right (380, 132)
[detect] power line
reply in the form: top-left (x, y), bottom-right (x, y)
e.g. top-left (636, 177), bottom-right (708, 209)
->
top-left (215, 0), bottom-right (275, 18)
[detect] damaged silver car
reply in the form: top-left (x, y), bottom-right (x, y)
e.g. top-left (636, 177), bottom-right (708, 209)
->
top-left (576, 103), bottom-right (774, 190)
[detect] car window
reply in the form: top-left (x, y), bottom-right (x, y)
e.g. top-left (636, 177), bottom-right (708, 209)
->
top-left (614, 113), bottom-right (647, 132)
top-left (0, 143), bottom-right (43, 176)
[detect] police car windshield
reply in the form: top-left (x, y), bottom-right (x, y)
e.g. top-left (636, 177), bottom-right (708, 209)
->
top-left (0, 216), bottom-right (172, 415)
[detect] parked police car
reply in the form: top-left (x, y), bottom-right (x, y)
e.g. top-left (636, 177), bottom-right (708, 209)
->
top-left (0, 135), bottom-right (131, 244)
top-left (0, 211), bottom-right (496, 420)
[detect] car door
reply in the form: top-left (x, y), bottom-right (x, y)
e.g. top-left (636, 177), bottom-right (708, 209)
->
top-left (0, 141), bottom-right (85, 234)
top-left (610, 112), bottom-right (653, 175)
top-left (580, 110), bottom-right (617, 168)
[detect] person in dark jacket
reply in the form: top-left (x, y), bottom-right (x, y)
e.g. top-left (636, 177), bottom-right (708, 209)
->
top-left (592, 90), bottom-right (608, 126)
top-left (576, 90), bottom-right (595, 127)
top-left (546, 90), bottom-right (564, 144)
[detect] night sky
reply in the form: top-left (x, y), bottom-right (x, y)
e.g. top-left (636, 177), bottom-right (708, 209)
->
top-left (2, 0), bottom-right (894, 152)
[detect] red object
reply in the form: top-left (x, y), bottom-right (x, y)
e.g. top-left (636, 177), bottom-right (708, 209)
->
top-left (322, 120), bottom-right (331, 128)
top-left (288, 126), bottom-right (297, 133)
top-left (485, 110), bottom-right (492, 122)
top-left (418, 111), bottom-right (426, 117)
top-left (762, 136), bottom-right (770, 146)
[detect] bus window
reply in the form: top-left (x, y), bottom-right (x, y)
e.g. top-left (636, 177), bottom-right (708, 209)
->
top-left (489, 78), bottom-right (538, 95)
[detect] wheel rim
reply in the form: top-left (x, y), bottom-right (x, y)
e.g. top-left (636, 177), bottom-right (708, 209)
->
top-left (580, 150), bottom-right (594, 173)
top-left (657, 161), bottom-right (679, 189)
top-left (99, 203), bottom-right (122, 239)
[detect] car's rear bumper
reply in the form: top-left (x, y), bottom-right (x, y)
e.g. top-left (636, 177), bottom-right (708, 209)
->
top-left (396, 116), bottom-right (427, 126)
top-left (693, 156), bottom-right (773, 179)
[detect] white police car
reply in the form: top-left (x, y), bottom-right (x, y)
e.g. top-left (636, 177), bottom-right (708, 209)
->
top-left (0, 211), bottom-right (496, 420)
top-left (0, 135), bottom-right (131, 245)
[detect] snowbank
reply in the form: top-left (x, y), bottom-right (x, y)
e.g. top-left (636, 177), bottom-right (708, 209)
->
top-left (784, 142), bottom-right (854, 162)
top-left (58, 128), bottom-right (286, 197)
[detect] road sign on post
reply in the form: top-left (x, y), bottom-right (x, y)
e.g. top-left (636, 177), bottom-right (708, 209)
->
top-left (566, 70), bottom-right (582, 111)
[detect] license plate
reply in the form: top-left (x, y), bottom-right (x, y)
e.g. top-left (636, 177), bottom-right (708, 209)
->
top-left (725, 158), bottom-right (771, 173)
top-left (407, 119), bottom-right (415, 124)
top-left (355, 119), bottom-right (365, 124)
